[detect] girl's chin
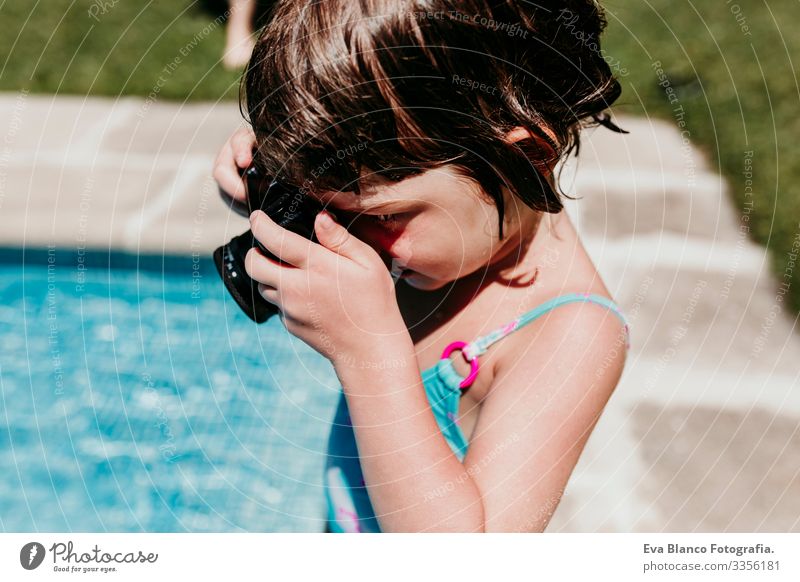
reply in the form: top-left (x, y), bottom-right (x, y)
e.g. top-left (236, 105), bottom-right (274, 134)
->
top-left (399, 271), bottom-right (424, 286)
top-left (400, 272), bottom-right (448, 291)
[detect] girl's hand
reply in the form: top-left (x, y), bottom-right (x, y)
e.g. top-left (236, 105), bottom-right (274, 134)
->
top-left (244, 209), bottom-right (407, 366)
top-left (212, 126), bottom-right (256, 201)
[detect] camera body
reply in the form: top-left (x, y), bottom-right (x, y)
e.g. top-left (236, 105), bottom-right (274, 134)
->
top-left (213, 165), bottom-right (325, 323)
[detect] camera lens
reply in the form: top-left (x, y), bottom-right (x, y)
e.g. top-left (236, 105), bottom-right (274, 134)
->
top-left (213, 230), bottom-right (277, 323)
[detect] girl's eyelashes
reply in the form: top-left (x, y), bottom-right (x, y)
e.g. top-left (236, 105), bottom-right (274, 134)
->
top-left (333, 209), bottom-right (409, 227)
top-left (375, 213), bottom-right (400, 225)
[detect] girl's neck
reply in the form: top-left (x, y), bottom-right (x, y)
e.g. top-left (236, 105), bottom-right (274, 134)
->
top-left (398, 209), bottom-right (564, 320)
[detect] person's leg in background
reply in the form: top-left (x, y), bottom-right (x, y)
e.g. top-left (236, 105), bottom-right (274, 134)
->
top-left (223, 0), bottom-right (257, 69)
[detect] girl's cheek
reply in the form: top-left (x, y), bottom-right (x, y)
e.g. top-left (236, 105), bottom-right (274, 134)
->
top-left (388, 217), bottom-right (453, 271)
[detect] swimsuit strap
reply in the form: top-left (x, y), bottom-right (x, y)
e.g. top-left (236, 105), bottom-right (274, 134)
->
top-left (462, 292), bottom-right (630, 361)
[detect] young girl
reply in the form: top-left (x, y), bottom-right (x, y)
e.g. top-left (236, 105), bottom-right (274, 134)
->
top-left (213, 0), bottom-right (630, 533)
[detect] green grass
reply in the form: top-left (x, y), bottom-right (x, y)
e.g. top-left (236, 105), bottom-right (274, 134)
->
top-left (601, 0), bottom-right (799, 312)
top-left (1, 0), bottom-right (798, 311)
top-left (0, 1), bottom-right (245, 101)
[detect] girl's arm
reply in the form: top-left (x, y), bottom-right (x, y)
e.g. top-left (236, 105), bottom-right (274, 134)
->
top-left (334, 336), bottom-right (486, 533)
top-left (244, 210), bottom-right (486, 531)
top-left (462, 303), bottom-right (628, 532)
top-left (338, 299), bottom-right (626, 533)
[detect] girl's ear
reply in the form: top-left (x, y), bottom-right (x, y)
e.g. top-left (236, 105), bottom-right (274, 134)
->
top-left (503, 126), bottom-right (559, 178)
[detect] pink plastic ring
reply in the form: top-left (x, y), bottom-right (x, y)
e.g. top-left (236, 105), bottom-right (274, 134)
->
top-left (440, 341), bottom-right (479, 390)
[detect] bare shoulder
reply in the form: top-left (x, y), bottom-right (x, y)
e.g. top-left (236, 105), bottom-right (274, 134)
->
top-left (489, 291), bottom-right (629, 399)
top-left (486, 210), bottom-right (628, 393)
top-left (463, 290), bottom-right (630, 531)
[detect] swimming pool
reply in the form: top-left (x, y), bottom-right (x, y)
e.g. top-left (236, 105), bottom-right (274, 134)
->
top-left (0, 246), bottom-right (341, 532)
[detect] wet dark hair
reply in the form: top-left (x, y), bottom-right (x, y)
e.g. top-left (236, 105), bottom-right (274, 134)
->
top-left (243, 0), bottom-right (626, 239)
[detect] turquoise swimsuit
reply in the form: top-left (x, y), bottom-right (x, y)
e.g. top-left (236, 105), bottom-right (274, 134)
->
top-left (323, 292), bottom-right (630, 533)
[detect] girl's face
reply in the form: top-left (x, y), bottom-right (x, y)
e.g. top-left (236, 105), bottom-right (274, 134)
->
top-left (312, 165), bottom-right (540, 291)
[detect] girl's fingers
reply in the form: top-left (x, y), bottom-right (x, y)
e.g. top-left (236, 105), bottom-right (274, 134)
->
top-left (313, 211), bottom-right (377, 267)
top-left (249, 210), bottom-right (314, 268)
top-left (213, 161), bottom-right (247, 201)
top-left (244, 246), bottom-right (283, 288)
top-left (257, 283), bottom-right (279, 305)
top-left (213, 128), bottom-right (255, 202)
top-left (231, 127), bottom-right (256, 166)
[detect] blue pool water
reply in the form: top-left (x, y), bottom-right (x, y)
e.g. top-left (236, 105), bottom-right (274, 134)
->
top-left (0, 247), bottom-right (341, 532)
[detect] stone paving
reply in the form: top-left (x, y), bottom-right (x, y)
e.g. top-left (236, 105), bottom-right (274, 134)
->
top-left (2, 93), bottom-right (798, 532)
top-left (553, 117), bottom-right (800, 532)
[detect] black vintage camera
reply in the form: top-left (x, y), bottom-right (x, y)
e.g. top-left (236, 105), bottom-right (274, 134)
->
top-left (213, 164), bottom-right (326, 323)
